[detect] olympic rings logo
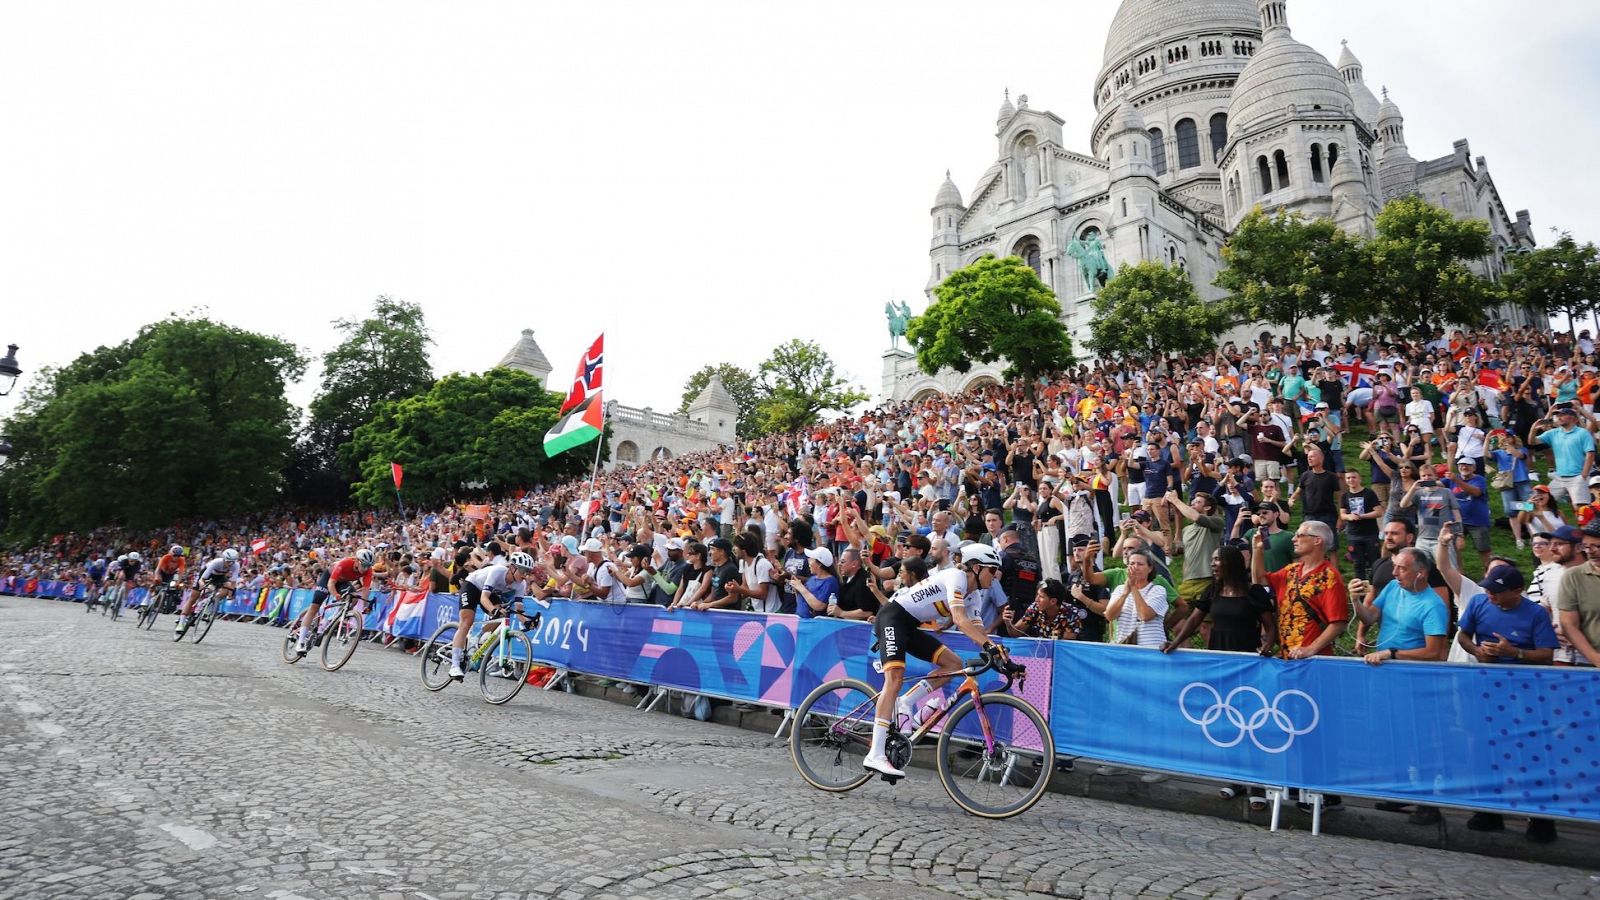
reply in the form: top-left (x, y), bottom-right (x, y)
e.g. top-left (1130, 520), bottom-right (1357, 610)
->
top-left (1178, 683), bottom-right (1320, 754)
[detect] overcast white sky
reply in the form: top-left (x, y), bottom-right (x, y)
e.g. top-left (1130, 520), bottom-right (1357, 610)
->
top-left (3, 1), bottom-right (1597, 425)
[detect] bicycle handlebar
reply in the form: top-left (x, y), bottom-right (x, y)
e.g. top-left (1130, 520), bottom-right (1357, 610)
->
top-left (961, 654), bottom-right (1029, 693)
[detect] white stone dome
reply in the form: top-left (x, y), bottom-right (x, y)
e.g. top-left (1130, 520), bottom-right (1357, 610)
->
top-left (933, 171), bottom-right (964, 209)
top-left (1102, 0), bottom-right (1263, 66)
top-left (1228, 19), bottom-right (1353, 130)
top-left (1107, 99), bottom-right (1146, 137)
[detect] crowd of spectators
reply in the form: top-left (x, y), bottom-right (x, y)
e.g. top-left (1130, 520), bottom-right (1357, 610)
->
top-left (6, 323), bottom-right (1600, 841)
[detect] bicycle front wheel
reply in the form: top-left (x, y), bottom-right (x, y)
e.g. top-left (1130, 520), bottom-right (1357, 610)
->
top-left (138, 597), bottom-right (158, 631)
top-left (934, 692), bottom-right (1055, 819)
top-left (789, 678), bottom-right (877, 793)
top-left (320, 605), bottom-right (363, 672)
top-left (108, 591), bottom-right (122, 622)
top-left (479, 630), bottom-right (532, 705)
top-left (191, 596), bottom-right (219, 644)
top-left (420, 621), bottom-right (459, 691)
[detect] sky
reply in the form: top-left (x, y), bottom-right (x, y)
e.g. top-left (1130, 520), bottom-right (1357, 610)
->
top-left (3, 0), bottom-right (1598, 426)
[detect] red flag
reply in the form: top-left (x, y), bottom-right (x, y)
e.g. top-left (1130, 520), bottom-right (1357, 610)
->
top-left (1477, 370), bottom-right (1508, 391)
top-left (390, 462), bottom-right (404, 490)
top-left (560, 333), bottom-right (604, 414)
top-left (250, 538), bottom-right (270, 555)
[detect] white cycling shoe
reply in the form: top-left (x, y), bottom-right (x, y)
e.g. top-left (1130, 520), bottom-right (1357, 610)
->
top-left (862, 753), bottom-right (906, 779)
top-left (448, 664), bottom-right (464, 681)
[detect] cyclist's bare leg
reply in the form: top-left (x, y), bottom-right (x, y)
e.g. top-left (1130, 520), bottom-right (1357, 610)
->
top-left (451, 607), bottom-right (477, 673)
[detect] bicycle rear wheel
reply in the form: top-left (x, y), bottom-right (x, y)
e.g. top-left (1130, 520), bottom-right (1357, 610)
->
top-left (320, 604), bottom-right (363, 672)
top-left (420, 621), bottom-right (459, 691)
top-left (934, 692), bottom-right (1054, 819)
top-left (108, 591), bottom-right (122, 622)
top-left (478, 630), bottom-right (532, 705)
top-left (138, 596), bottom-right (157, 630)
top-left (789, 678), bottom-right (877, 793)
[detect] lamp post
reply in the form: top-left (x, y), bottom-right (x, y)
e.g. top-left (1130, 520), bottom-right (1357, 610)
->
top-left (0, 345), bottom-right (20, 397)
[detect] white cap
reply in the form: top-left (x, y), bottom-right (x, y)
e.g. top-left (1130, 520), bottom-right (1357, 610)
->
top-left (804, 546), bottom-right (835, 568)
top-left (666, 539), bottom-right (684, 551)
top-left (581, 538), bottom-right (604, 553)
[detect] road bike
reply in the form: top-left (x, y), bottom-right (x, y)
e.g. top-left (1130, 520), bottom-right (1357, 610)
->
top-left (137, 583), bottom-right (180, 631)
top-left (102, 583), bottom-right (123, 622)
top-left (173, 584), bottom-right (226, 644)
top-left (82, 583), bottom-right (102, 615)
top-left (280, 585), bottom-right (366, 672)
top-left (420, 596), bottom-right (546, 705)
top-left (789, 655), bottom-right (1054, 820)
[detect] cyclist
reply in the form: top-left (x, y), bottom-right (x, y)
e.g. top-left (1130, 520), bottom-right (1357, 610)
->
top-left (84, 557), bottom-right (108, 613)
top-left (177, 548), bottom-right (239, 634)
top-left (864, 543), bottom-right (1007, 779)
top-left (117, 552), bottom-right (144, 601)
top-left (149, 545), bottom-right (187, 610)
top-left (450, 551), bottom-right (539, 681)
top-left (291, 549), bottom-right (376, 658)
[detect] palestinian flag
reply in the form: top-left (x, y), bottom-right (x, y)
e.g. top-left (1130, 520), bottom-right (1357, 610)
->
top-left (543, 391), bottom-right (604, 458)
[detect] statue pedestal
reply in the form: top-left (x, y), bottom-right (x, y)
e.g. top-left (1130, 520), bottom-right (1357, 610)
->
top-left (881, 348), bottom-right (914, 402)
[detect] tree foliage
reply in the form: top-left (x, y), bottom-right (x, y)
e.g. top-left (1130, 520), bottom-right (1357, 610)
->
top-left (0, 318), bottom-right (306, 540)
top-left (1086, 262), bottom-right (1227, 362)
top-left (1215, 209), bottom-right (1365, 342)
top-left (676, 363), bottom-right (762, 439)
top-left (345, 369), bottom-right (604, 507)
top-left (754, 340), bottom-right (868, 435)
top-left (306, 296), bottom-right (435, 479)
top-left (1502, 232), bottom-right (1600, 337)
top-left (907, 255), bottom-right (1075, 399)
top-left (1341, 195), bottom-right (1495, 338)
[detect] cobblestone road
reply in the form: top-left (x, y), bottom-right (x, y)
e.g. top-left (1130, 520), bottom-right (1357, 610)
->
top-left (2, 599), bottom-right (1597, 900)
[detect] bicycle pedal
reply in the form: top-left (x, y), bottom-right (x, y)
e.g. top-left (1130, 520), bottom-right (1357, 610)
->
top-left (880, 774), bottom-right (902, 785)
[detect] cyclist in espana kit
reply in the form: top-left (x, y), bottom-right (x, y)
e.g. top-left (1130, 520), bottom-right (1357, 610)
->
top-left (865, 543), bottom-right (1008, 779)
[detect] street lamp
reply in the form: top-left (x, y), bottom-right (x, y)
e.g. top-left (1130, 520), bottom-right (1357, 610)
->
top-left (0, 345), bottom-right (20, 396)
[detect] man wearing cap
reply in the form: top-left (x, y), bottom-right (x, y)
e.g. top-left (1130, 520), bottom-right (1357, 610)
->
top-left (994, 526), bottom-right (1041, 620)
top-left (1532, 405), bottom-right (1596, 511)
top-left (646, 540), bottom-right (688, 606)
top-left (1402, 465), bottom-right (1461, 566)
top-left (1442, 457), bottom-right (1492, 574)
top-left (689, 538), bottom-right (740, 611)
top-left (1557, 523), bottom-right (1600, 669)
top-left (1456, 562), bottom-right (1562, 842)
top-left (1236, 501), bottom-right (1293, 571)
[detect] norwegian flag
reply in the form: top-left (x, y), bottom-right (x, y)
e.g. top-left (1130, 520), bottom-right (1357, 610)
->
top-left (560, 334), bottom-right (604, 415)
top-left (249, 538), bottom-right (270, 555)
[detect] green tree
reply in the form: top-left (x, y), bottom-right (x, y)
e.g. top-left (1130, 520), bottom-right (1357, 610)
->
top-left (1502, 232), bottom-right (1600, 338)
top-left (676, 363), bottom-right (762, 439)
top-left (0, 318), bottom-right (306, 540)
top-left (1215, 209), bottom-right (1365, 342)
top-left (907, 255), bottom-right (1075, 400)
top-left (1086, 262), bottom-right (1227, 362)
top-left (754, 340), bottom-right (868, 435)
top-left (305, 296), bottom-right (435, 480)
top-left (345, 368), bottom-right (604, 507)
top-left (1340, 195), bottom-right (1496, 338)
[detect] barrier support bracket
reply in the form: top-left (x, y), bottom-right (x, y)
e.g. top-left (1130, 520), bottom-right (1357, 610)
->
top-left (637, 685), bottom-right (669, 713)
top-left (543, 668), bottom-right (571, 693)
top-left (772, 709), bottom-right (794, 740)
top-left (1303, 790), bottom-right (1325, 836)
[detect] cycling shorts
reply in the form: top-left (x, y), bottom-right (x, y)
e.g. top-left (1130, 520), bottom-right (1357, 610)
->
top-left (873, 601), bottom-right (946, 671)
top-left (459, 580), bottom-right (492, 613)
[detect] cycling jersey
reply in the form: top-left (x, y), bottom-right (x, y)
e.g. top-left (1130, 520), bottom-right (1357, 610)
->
top-left (118, 560), bottom-right (143, 580)
top-left (889, 567), bottom-right (971, 627)
top-left (200, 557), bottom-right (240, 584)
top-left (86, 562), bottom-right (107, 584)
top-left (156, 553), bottom-right (186, 578)
top-left (465, 564), bottom-right (526, 597)
top-left (327, 556), bottom-right (374, 589)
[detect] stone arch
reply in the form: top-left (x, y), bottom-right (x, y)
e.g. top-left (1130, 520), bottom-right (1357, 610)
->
top-left (1010, 233), bottom-right (1044, 277)
top-left (651, 446), bottom-right (674, 461)
top-left (962, 374), bottom-right (1001, 393)
top-left (616, 440), bottom-right (639, 464)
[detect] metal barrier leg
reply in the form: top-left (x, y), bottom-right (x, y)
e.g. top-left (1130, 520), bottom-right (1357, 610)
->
top-left (1266, 786), bottom-right (1289, 832)
top-left (543, 669), bottom-right (571, 692)
top-left (637, 686), bottom-right (668, 712)
top-left (772, 709), bottom-right (794, 740)
top-left (1303, 790), bottom-right (1324, 836)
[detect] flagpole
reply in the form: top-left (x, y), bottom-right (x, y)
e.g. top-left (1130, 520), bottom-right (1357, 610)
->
top-left (582, 401), bottom-right (608, 531)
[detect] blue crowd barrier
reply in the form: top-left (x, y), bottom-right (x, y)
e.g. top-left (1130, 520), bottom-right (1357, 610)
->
top-left (6, 585), bottom-right (1596, 822)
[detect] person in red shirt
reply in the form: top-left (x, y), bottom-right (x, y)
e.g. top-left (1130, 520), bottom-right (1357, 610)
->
top-left (291, 549), bottom-right (376, 658)
top-left (1251, 519), bottom-right (1350, 658)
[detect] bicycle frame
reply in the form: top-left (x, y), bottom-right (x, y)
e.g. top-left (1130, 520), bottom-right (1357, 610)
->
top-left (826, 661), bottom-right (1019, 754)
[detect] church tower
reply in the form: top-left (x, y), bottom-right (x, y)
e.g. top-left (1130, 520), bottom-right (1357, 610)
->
top-left (687, 374), bottom-right (740, 446)
top-left (1376, 88), bottom-right (1419, 201)
top-left (495, 328), bottom-right (554, 388)
top-left (928, 171), bottom-right (965, 293)
top-left (1103, 100), bottom-right (1163, 266)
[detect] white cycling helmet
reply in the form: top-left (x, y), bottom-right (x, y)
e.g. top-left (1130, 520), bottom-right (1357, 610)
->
top-left (508, 551), bottom-right (535, 571)
top-left (127, 551), bottom-right (142, 562)
top-left (959, 543), bottom-right (1001, 569)
top-left (223, 549), bottom-right (239, 561)
top-left (116, 555), bottom-right (127, 563)
top-left (355, 549), bottom-right (376, 568)
top-left (171, 545), bottom-right (184, 556)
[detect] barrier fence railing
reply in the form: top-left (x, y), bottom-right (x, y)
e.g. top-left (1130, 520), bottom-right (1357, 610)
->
top-left (9, 579), bottom-right (1597, 826)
